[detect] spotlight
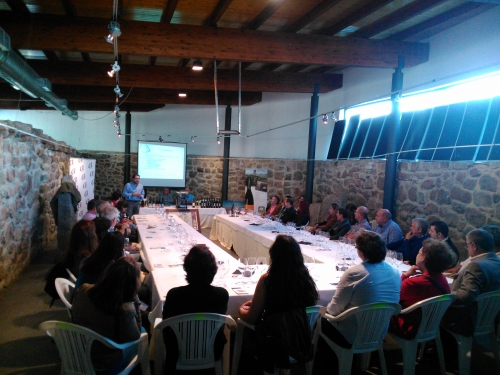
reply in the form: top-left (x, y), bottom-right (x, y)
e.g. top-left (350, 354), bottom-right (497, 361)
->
top-left (191, 136), bottom-right (195, 143)
top-left (105, 34), bottom-right (113, 44)
top-left (322, 114), bottom-right (328, 125)
top-left (113, 105), bottom-right (120, 114)
top-left (114, 85), bottom-right (123, 97)
top-left (108, 21), bottom-right (121, 38)
top-left (107, 61), bottom-right (120, 77)
top-left (217, 137), bottom-right (220, 144)
top-left (192, 59), bottom-right (203, 71)
top-left (331, 111), bottom-right (338, 122)
top-left (178, 91), bottom-right (187, 98)
top-left (159, 136), bottom-right (163, 142)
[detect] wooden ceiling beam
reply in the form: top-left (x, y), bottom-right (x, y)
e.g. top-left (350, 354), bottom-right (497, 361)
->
top-left (386, 2), bottom-right (496, 42)
top-left (0, 101), bottom-right (165, 112)
top-left (0, 12), bottom-right (429, 68)
top-left (0, 83), bottom-right (263, 105)
top-left (160, 0), bottom-right (180, 24)
top-left (316, 0), bottom-right (393, 36)
top-left (205, 0), bottom-right (234, 27)
top-left (281, 0), bottom-right (342, 33)
top-left (349, 0), bottom-right (447, 39)
top-left (242, 0), bottom-right (287, 31)
top-left (26, 61), bottom-right (343, 93)
top-left (4, 0), bottom-right (29, 13)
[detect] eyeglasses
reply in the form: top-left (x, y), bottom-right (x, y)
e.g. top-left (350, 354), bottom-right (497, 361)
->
top-left (466, 241), bottom-right (475, 246)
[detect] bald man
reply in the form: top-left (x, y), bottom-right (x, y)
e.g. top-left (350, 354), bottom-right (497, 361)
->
top-left (373, 209), bottom-right (403, 245)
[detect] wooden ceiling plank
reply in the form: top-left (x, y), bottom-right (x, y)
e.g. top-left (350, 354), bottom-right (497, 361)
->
top-left (149, 56), bottom-right (157, 66)
top-left (316, 0), bottom-right (393, 36)
top-left (204, 0), bottom-right (234, 27)
top-left (0, 101), bottom-right (165, 112)
top-left (281, 0), bottom-right (342, 33)
top-left (81, 52), bottom-right (91, 62)
top-left (25, 61), bottom-right (343, 93)
top-left (350, 0), bottom-right (448, 39)
top-left (43, 50), bottom-right (59, 61)
top-left (4, 0), bottom-right (29, 13)
top-left (386, 2), bottom-right (496, 42)
top-left (61, 0), bottom-right (77, 17)
top-left (242, 0), bottom-right (288, 30)
top-left (0, 12), bottom-right (429, 68)
top-left (160, 0), bottom-right (180, 24)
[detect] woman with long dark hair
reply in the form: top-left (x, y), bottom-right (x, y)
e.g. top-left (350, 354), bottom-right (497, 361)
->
top-left (239, 235), bottom-right (318, 322)
top-left (74, 231), bottom-right (125, 292)
top-left (72, 257), bottom-right (142, 374)
top-left (62, 220), bottom-right (98, 277)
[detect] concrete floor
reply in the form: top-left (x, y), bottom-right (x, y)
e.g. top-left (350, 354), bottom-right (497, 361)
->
top-left (0, 232), bottom-right (498, 375)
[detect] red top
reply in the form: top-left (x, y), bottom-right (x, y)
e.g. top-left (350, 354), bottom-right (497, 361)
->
top-left (389, 271), bottom-right (450, 339)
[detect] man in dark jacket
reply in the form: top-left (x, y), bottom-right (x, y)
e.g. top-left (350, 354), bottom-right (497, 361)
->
top-left (330, 208), bottom-right (351, 240)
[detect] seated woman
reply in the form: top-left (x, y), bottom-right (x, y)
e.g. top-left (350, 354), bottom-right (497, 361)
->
top-left (72, 257), bottom-right (142, 374)
top-left (74, 232), bottom-right (125, 293)
top-left (62, 220), bottom-right (98, 278)
top-left (162, 246), bottom-right (229, 373)
top-left (238, 235), bottom-right (318, 371)
top-left (323, 231), bottom-right (401, 345)
top-left (295, 199), bottom-right (310, 227)
top-left (265, 195), bottom-right (282, 217)
top-left (313, 203), bottom-right (338, 234)
top-left (389, 239), bottom-right (452, 339)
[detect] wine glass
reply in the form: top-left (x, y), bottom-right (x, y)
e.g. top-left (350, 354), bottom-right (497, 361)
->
top-left (247, 257), bottom-right (257, 284)
top-left (215, 259), bottom-right (229, 287)
top-left (235, 257), bottom-right (248, 285)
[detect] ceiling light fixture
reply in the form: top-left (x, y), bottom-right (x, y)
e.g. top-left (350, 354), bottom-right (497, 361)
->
top-left (192, 59), bottom-right (203, 71)
top-left (107, 61), bottom-right (120, 77)
top-left (178, 91), bottom-right (187, 98)
top-left (322, 114), bottom-right (328, 125)
top-left (331, 111), bottom-right (338, 122)
top-left (114, 85), bottom-right (123, 97)
top-left (191, 136), bottom-right (195, 143)
top-left (159, 136), bottom-right (163, 142)
top-left (217, 137), bottom-right (220, 144)
top-left (113, 105), bottom-right (120, 114)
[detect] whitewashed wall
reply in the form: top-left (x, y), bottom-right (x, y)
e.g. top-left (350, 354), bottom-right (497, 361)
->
top-left (1, 7), bottom-right (499, 160)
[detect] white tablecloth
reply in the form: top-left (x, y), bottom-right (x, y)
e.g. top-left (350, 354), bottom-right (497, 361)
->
top-left (139, 207), bottom-right (226, 228)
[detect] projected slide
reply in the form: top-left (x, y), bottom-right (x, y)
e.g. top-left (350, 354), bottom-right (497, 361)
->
top-left (138, 141), bottom-right (187, 187)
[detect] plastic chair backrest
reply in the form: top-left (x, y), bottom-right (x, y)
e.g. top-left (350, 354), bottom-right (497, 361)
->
top-left (65, 268), bottom-right (77, 282)
top-left (400, 294), bottom-right (456, 342)
top-left (339, 303), bottom-right (401, 352)
top-left (155, 312), bottom-right (236, 370)
top-left (305, 305), bottom-right (326, 330)
top-left (55, 278), bottom-right (74, 318)
top-left (473, 289), bottom-right (500, 336)
top-left (39, 320), bottom-right (145, 375)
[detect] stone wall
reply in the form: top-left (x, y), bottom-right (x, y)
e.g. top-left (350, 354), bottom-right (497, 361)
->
top-left (0, 120), bottom-right (72, 292)
top-left (81, 150), bottom-right (500, 260)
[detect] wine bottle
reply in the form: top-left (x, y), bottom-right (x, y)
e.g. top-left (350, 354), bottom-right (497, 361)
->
top-left (244, 177), bottom-right (254, 211)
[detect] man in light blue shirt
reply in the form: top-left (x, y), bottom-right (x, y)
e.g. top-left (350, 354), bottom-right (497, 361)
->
top-left (122, 174), bottom-right (144, 217)
top-left (374, 208), bottom-right (403, 245)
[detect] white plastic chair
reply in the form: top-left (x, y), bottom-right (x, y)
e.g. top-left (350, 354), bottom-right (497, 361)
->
top-left (65, 268), bottom-right (77, 282)
top-left (55, 278), bottom-right (74, 320)
top-left (388, 294), bottom-right (456, 375)
top-left (39, 320), bottom-right (150, 375)
top-left (319, 302), bottom-right (401, 375)
top-left (231, 305), bottom-right (326, 375)
top-left (442, 289), bottom-right (500, 375)
top-left (153, 312), bottom-right (236, 375)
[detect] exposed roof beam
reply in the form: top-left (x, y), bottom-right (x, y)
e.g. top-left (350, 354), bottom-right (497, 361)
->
top-left (386, 2), bottom-right (496, 42)
top-left (281, 0), bottom-right (342, 33)
top-left (0, 101), bottom-right (165, 112)
top-left (43, 50), bottom-right (58, 61)
top-left (242, 0), bottom-right (288, 31)
top-left (160, 0), bottom-right (180, 24)
top-left (0, 12), bottom-right (429, 68)
top-left (26, 61), bottom-right (343, 93)
top-left (316, 0), bottom-right (393, 36)
top-left (0, 83), bottom-right (263, 106)
top-left (349, 0), bottom-right (447, 39)
top-left (61, 0), bottom-right (76, 17)
top-left (205, 0), bottom-right (234, 27)
top-left (5, 0), bottom-right (29, 13)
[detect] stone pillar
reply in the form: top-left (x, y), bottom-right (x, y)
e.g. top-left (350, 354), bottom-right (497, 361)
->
top-left (56, 193), bottom-right (77, 255)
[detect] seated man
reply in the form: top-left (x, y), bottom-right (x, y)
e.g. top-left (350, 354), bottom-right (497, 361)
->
top-left (330, 208), bottom-right (351, 240)
top-left (313, 203), bottom-right (339, 234)
top-left (374, 209), bottom-right (403, 246)
top-left (441, 228), bottom-right (500, 336)
top-left (429, 220), bottom-right (459, 267)
top-left (81, 199), bottom-right (97, 221)
top-left (389, 218), bottom-right (430, 265)
top-left (280, 198), bottom-right (297, 224)
top-left (345, 206), bottom-right (371, 239)
top-left (184, 187), bottom-right (195, 203)
top-left (159, 187), bottom-right (175, 206)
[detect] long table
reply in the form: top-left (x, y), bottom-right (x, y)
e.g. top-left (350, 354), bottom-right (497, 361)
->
top-left (136, 214), bottom-right (345, 320)
top-left (139, 207), bottom-right (226, 228)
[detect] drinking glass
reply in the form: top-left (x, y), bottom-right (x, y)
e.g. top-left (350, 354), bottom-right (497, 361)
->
top-left (215, 259), bottom-right (229, 287)
top-left (247, 257), bottom-right (258, 284)
top-left (235, 257), bottom-right (248, 285)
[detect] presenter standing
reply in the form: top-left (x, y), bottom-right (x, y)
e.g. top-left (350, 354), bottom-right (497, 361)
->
top-left (122, 174), bottom-right (144, 218)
